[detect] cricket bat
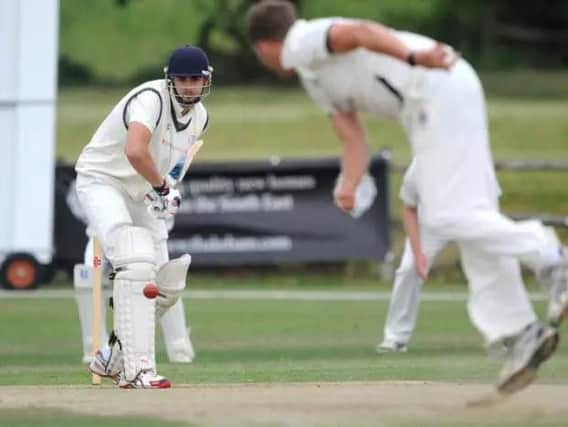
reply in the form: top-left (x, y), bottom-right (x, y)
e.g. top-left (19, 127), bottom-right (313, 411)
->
top-left (91, 236), bottom-right (103, 385)
top-left (168, 140), bottom-right (204, 186)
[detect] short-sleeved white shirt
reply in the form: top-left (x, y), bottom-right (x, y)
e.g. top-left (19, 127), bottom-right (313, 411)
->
top-left (281, 18), bottom-right (436, 119)
top-left (75, 80), bottom-right (208, 201)
top-left (282, 18), bottom-right (505, 225)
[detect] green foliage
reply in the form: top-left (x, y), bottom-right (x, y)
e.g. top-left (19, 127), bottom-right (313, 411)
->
top-left (59, 0), bottom-right (203, 85)
top-left (58, 0), bottom-right (568, 86)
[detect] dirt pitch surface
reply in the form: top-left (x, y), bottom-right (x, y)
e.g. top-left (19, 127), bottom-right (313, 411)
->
top-left (1, 382), bottom-right (567, 426)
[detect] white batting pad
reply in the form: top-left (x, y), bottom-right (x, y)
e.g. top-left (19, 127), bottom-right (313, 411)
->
top-left (111, 226), bottom-right (155, 268)
top-left (155, 254), bottom-right (192, 318)
top-left (111, 226), bottom-right (157, 381)
top-left (73, 264), bottom-right (92, 289)
top-left (114, 264), bottom-right (156, 381)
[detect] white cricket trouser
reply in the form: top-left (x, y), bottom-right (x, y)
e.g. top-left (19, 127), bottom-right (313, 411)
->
top-left (76, 174), bottom-right (191, 356)
top-left (75, 174), bottom-right (168, 262)
top-left (432, 213), bottom-right (555, 342)
top-left (382, 233), bottom-right (448, 345)
top-left (399, 59), bottom-right (559, 344)
top-left (383, 223), bottom-right (536, 345)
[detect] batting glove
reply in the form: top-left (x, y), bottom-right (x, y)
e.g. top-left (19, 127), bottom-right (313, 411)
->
top-left (144, 179), bottom-right (182, 219)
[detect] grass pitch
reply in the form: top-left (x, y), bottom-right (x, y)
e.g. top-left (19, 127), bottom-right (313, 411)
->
top-left (1, 292), bottom-right (567, 426)
top-left (26, 74), bottom-right (568, 427)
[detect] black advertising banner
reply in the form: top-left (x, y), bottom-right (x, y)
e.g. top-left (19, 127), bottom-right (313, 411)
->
top-left (53, 152), bottom-right (391, 269)
top-left (168, 152), bottom-right (391, 265)
top-left (53, 164), bottom-right (88, 272)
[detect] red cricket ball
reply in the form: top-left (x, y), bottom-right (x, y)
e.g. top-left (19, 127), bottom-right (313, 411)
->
top-left (143, 283), bottom-right (160, 299)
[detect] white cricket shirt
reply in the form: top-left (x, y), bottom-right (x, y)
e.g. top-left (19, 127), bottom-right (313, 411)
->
top-left (76, 79), bottom-right (208, 201)
top-left (282, 18), bottom-right (503, 226)
top-left (399, 160), bottom-right (418, 208)
top-left (281, 18), bottom-right (435, 120)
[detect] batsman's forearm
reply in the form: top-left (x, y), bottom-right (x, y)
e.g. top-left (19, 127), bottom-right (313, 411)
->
top-left (126, 151), bottom-right (163, 188)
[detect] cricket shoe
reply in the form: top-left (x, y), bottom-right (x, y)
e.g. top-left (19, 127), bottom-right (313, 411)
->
top-left (539, 248), bottom-right (568, 327)
top-left (119, 369), bottom-right (171, 389)
top-left (496, 321), bottom-right (559, 395)
top-left (89, 347), bottom-right (122, 384)
top-left (376, 340), bottom-right (408, 354)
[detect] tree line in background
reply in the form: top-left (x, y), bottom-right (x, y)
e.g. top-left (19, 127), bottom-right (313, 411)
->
top-left (59, 0), bottom-right (568, 86)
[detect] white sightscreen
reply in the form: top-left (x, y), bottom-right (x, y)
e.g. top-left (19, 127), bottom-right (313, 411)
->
top-left (0, 0), bottom-right (59, 263)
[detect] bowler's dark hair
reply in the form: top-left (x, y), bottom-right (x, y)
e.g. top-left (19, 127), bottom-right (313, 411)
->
top-left (246, 0), bottom-right (297, 42)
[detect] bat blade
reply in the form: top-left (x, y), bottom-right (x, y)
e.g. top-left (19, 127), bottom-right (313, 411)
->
top-left (185, 140), bottom-right (204, 169)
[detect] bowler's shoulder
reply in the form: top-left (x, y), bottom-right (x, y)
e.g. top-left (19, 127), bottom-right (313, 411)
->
top-left (286, 17), bottom-right (342, 41)
top-left (282, 18), bottom-right (346, 70)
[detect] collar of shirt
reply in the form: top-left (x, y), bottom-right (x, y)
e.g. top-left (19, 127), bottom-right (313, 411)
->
top-left (170, 94), bottom-right (192, 122)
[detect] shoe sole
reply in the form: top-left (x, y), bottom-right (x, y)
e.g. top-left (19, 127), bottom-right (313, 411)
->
top-left (119, 379), bottom-right (172, 389)
top-left (497, 330), bottom-right (559, 395)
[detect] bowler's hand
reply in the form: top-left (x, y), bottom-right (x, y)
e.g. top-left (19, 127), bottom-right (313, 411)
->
top-left (333, 182), bottom-right (356, 213)
top-left (415, 43), bottom-right (460, 70)
top-left (414, 251), bottom-right (430, 281)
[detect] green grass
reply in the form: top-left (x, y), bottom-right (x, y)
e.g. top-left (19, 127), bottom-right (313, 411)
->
top-left (1, 297), bottom-right (566, 386)
top-left (57, 84), bottom-right (568, 164)
top-left (1, 295), bottom-right (567, 427)
top-left (57, 85), bottom-right (568, 219)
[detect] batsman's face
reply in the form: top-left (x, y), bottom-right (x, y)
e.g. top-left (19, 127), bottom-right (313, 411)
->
top-left (173, 76), bottom-right (208, 102)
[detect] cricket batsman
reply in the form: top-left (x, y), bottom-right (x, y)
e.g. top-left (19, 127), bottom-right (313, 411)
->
top-left (69, 184), bottom-right (196, 365)
top-left (75, 45), bottom-right (211, 388)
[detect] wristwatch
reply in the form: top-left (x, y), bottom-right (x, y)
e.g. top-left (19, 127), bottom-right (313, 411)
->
top-left (407, 52), bottom-right (416, 66)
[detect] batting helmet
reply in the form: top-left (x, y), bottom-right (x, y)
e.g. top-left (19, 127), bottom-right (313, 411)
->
top-left (165, 45), bottom-right (213, 106)
top-left (167, 45), bottom-right (212, 78)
